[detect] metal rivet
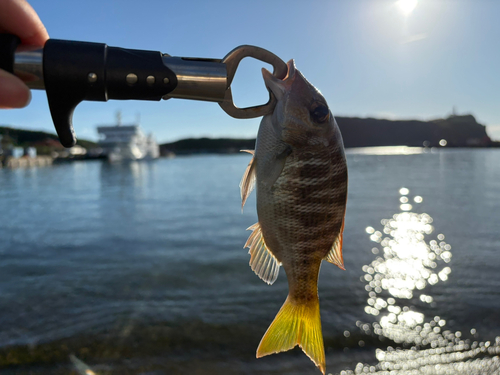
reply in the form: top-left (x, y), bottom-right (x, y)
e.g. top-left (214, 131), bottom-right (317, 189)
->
top-left (147, 75), bottom-right (155, 85)
top-left (88, 73), bottom-right (97, 83)
top-left (163, 77), bottom-right (170, 84)
top-left (126, 73), bottom-right (138, 85)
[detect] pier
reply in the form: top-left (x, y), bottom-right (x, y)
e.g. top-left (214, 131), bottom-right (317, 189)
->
top-left (1, 156), bottom-right (53, 168)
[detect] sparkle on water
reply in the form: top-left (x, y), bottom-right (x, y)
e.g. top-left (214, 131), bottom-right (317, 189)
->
top-left (340, 189), bottom-right (500, 375)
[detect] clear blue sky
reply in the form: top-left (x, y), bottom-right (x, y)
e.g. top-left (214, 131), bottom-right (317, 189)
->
top-left (3, 0), bottom-right (500, 142)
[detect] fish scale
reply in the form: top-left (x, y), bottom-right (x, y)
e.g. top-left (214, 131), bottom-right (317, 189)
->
top-left (239, 60), bottom-right (348, 374)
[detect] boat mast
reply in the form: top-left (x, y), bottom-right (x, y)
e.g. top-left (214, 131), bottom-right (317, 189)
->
top-left (116, 110), bottom-right (122, 126)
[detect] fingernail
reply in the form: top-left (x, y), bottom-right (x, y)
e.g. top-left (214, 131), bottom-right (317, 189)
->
top-left (24, 90), bottom-right (32, 107)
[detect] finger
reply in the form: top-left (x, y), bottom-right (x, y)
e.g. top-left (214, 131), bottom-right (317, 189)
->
top-left (0, 0), bottom-right (49, 46)
top-left (0, 69), bottom-right (32, 109)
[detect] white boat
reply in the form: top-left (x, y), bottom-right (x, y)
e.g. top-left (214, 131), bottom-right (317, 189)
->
top-left (97, 113), bottom-right (159, 161)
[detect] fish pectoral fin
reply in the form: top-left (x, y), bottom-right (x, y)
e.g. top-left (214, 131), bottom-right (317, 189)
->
top-left (257, 296), bottom-right (326, 375)
top-left (260, 145), bottom-right (292, 189)
top-left (239, 150), bottom-right (256, 210)
top-left (244, 222), bottom-right (280, 285)
top-left (325, 220), bottom-right (345, 270)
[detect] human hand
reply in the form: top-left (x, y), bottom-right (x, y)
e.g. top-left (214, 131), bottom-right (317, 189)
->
top-left (0, 0), bottom-right (48, 109)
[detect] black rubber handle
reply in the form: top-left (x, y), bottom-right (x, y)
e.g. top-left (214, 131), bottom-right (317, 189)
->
top-left (0, 34), bottom-right (20, 73)
top-left (43, 39), bottom-right (178, 147)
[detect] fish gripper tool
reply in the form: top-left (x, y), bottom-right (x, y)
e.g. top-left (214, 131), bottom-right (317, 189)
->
top-left (0, 34), bottom-right (288, 147)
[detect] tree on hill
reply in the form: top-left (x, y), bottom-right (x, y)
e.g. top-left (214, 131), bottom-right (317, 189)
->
top-left (0, 126), bottom-right (97, 154)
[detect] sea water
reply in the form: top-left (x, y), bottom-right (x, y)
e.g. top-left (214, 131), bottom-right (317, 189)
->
top-left (0, 149), bottom-right (499, 374)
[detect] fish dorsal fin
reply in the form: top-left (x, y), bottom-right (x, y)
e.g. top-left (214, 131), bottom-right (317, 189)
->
top-left (245, 222), bottom-right (281, 285)
top-left (325, 220), bottom-right (345, 270)
top-left (239, 150), bottom-right (256, 210)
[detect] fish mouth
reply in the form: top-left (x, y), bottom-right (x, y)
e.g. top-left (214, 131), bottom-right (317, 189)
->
top-left (283, 59), bottom-right (297, 81)
top-left (262, 59), bottom-right (296, 100)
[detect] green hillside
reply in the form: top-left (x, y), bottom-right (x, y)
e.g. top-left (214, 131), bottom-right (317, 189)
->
top-left (0, 126), bottom-right (97, 154)
top-left (160, 137), bottom-right (255, 155)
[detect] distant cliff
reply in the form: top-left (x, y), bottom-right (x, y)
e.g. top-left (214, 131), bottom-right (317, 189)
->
top-left (160, 114), bottom-right (494, 155)
top-left (335, 114), bottom-right (492, 148)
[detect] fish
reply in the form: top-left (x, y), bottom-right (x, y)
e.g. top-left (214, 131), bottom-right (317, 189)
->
top-left (240, 60), bottom-right (348, 374)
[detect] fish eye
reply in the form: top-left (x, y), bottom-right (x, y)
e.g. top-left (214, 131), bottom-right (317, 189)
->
top-left (310, 104), bottom-right (330, 124)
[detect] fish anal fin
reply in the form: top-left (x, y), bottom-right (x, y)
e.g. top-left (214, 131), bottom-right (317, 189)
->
top-left (244, 222), bottom-right (280, 285)
top-left (239, 150), bottom-right (256, 210)
top-left (257, 296), bottom-right (326, 375)
top-left (325, 220), bottom-right (345, 270)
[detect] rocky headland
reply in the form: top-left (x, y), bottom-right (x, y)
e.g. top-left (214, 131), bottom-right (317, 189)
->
top-left (160, 114), bottom-right (496, 155)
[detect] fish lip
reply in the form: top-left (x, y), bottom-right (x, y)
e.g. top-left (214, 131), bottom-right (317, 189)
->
top-left (286, 59), bottom-right (296, 81)
top-left (261, 68), bottom-right (284, 100)
top-left (262, 59), bottom-right (298, 100)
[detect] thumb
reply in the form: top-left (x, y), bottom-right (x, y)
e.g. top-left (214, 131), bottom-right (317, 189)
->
top-left (0, 69), bottom-right (32, 109)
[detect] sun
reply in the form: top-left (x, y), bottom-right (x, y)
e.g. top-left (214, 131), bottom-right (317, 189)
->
top-left (396, 0), bottom-right (418, 16)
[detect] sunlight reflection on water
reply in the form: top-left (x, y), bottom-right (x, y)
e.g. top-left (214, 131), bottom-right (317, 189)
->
top-left (339, 189), bottom-right (500, 375)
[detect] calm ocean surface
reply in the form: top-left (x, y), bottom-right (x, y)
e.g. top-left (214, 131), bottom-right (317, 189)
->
top-left (1, 148), bottom-right (499, 374)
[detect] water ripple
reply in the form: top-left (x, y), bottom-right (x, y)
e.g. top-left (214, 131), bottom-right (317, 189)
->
top-left (341, 188), bottom-right (500, 375)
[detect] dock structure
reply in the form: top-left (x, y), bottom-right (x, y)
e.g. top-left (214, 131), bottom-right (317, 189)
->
top-left (1, 156), bottom-right (53, 168)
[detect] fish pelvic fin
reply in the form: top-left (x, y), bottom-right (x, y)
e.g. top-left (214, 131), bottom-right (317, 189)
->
top-left (325, 220), bottom-right (345, 270)
top-left (245, 222), bottom-right (280, 285)
top-left (257, 296), bottom-right (326, 375)
top-left (239, 150), bottom-right (256, 211)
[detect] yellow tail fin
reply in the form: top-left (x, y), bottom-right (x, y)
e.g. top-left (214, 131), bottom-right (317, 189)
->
top-left (256, 296), bottom-right (325, 374)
